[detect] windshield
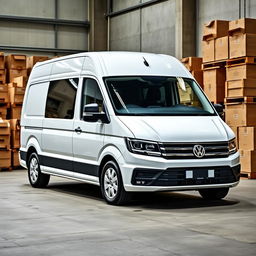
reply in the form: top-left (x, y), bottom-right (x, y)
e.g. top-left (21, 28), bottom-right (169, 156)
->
top-left (104, 76), bottom-right (216, 116)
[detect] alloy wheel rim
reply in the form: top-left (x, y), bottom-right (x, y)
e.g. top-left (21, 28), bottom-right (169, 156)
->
top-left (104, 167), bottom-right (118, 199)
top-left (30, 157), bottom-right (39, 183)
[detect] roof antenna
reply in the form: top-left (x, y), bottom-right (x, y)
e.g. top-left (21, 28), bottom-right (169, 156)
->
top-left (143, 57), bottom-right (150, 67)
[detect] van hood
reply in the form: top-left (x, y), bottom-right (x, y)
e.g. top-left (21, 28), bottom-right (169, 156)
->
top-left (118, 116), bottom-right (231, 142)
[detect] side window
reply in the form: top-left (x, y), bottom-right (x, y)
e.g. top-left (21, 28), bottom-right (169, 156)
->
top-left (81, 78), bottom-right (103, 117)
top-left (45, 78), bottom-right (78, 119)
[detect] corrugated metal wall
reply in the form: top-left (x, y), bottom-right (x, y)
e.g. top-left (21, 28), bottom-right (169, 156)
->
top-left (0, 0), bottom-right (89, 56)
top-left (109, 0), bottom-right (176, 55)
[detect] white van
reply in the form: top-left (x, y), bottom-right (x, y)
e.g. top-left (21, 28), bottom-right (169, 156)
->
top-left (20, 52), bottom-right (240, 205)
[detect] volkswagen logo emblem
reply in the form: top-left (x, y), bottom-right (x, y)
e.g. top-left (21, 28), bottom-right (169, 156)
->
top-left (193, 145), bottom-right (205, 158)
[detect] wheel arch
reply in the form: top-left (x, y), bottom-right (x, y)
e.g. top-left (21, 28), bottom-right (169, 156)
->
top-left (98, 145), bottom-right (125, 183)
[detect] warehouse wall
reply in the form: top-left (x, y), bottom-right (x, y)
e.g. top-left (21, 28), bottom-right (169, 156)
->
top-left (110, 0), bottom-right (176, 55)
top-left (0, 0), bottom-right (89, 56)
top-left (196, 0), bottom-right (256, 56)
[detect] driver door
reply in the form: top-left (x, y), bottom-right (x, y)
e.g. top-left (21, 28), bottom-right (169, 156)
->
top-left (72, 78), bottom-right (105, 180)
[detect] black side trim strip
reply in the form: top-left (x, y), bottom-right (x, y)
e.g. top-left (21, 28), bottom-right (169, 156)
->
top-left (39, 155), bottom-right (99, 177)
top-left (19, 150), bottom-right (27, 161)
top-left (73, 161), bottom-right (99, 177)
top-left (40, 155), bottom-right (73, 172)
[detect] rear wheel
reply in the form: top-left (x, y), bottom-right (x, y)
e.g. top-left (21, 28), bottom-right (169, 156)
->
top-left (199, 188), bottom-right (229, 200)
top-left (28, 152), bottom-right (50, 188)
top-left (100, 160), bottom-right (130, 205)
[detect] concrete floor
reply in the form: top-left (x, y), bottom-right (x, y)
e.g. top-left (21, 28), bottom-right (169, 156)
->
top-left (0, 170), bottom-right (256, 256)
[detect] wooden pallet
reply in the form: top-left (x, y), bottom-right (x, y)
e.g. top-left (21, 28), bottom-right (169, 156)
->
top-left (10, 102), bottom-right (23, 107)
top-left (226, 56), bottom-right (256, 67)
top-left (202, 60), bottom-right (227, 69)
top-left (241, 172), bottom-right (256, 179)
top-left (0, 167), bottom-right (12, 172)
top-left (225, 96), bottom-right (256, 104)
top-left (0, 102), bottom-right (10, 107)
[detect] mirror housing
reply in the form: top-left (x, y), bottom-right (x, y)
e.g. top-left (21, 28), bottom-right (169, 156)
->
top-left (83, 103), bottom-right (110, 123)
top-left (213, 104), bottom-right (224, 118)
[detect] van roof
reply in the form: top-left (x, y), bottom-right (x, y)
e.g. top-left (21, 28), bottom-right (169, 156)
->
top-left (30, 51), bottom-right (193, 83)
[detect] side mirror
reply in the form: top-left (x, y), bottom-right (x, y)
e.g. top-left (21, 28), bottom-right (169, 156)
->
top-left (83, 103), bottom-right (110, 123)
top-left (213, 104), bottom-right (224, 118)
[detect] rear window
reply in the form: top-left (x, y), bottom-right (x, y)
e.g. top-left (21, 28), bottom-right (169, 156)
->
top-left (45, 79), bottom-right (78, 119)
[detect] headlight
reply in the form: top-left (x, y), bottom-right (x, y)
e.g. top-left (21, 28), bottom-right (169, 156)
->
top-left (125, 138), bottom-right (161, 156)
top-left (228, 138), bottom-right (237, 155)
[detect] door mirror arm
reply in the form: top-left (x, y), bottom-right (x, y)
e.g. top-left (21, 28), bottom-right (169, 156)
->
top-left (83, 103), bottom-right (110, 123)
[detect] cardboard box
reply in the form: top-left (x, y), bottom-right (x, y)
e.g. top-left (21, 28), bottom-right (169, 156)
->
top-left (181, 57), bottom-right (202, 71)
top-left (239, 150), bottom-right (256, 173)
top-left (10, 106), bottom-right (22, 119)
top-left (13, 76), bottom-right (28, 87)
top-left (215, 36), bottom-right (229, 61)
top-left (203, 20), bottom-right (229, 41)
top-left (12, 149), bottom-right (20, 167)
top-left (229, 34), bottom-right (256, 59)
top-left (0, 119), bottom-right (10, 135)
top-left (203, 67), bottom-right (225, 103)
top-left (8, 69), bottom-right (27, 83)
top-left (10, 119), bottom-right (20, 149)
top-left (0, 107), bottom-right (7, 119)
top-left (0, 52), bottom-right (4, 69)
top-left (229, 18), bottom-right (256, 35)
top-left (225, 102), bottom-right (256, 126)
top-left (0, 149), bottom-right (11, 169)
top-left (26, 56), bottom-right (49, 70)
top-left (0, 69), bottom-right (6, 84)
top-left (226, 64), bottom-right (256, 81)
top-left (202, 40), bottom-right (215, 62)
top-left (8, 87), bottom-right (25, 104)
top-left (0, 84), bottom-right (9, 103)
top-left (225, 79), bottom-right (256, 97)
top-left (191, 70), bottom-right (203, 88)
top-left (0, 119), bottom-right (10, 149)
top-left (239, 127), bottom-right (256, 150)
top-left (6, 54), bottom-right (26, 70)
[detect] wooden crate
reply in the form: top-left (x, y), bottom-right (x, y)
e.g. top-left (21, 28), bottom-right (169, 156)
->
top-left (225, 79), bottom-right (256, 98)
top-left (10, 119), bottom-right (20, 149)
top-left (0, 149), bottom-right (11, 170)
top-left (8, 86), bottom-right (25, 105)
top-left (6, 54), bottom-right (26, 70)
top-left (0, 84), bottom-right (9, 104)
top-left (0, 69), bottom-right (6, 84)
top-left (12, 149), bottom-right (20, 168)
top-left (10, 105), bottom-right (22, 119)
top-left (225, 102), bottom-right (256, 127)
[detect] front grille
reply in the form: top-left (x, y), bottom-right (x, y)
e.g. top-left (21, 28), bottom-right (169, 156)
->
top-left (131, 165), bottom-right (240, 186)
top-left (160, 142), bottom-right (229, 159)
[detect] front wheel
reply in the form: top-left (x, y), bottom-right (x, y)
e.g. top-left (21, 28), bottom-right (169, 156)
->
top-left (198, 188), bottom-right (229, 200)
top-left (100, 160), bottom-right (130, 205)
top-left (28, 152), bottom-right (50, 188)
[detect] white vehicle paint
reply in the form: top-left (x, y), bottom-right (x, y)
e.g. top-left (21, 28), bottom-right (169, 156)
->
top-left (20, 52), bottom-right (240, 205)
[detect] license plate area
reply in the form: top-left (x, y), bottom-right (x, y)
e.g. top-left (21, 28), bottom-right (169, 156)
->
top-left (186, 169), bottom-right (215, 179)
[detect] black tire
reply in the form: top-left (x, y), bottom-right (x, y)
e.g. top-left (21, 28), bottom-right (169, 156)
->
top-left (199, 187), bottom-right (229, 200)
top-left (28, 152), bottom-right (50, 188)
top-left (100, 160), bottom-right (130, 205)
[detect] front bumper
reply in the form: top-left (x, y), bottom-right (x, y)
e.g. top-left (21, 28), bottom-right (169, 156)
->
top-left (131, 165), bottom-right (240, 186)
top-left (121, 150), bottom-right (240, 192)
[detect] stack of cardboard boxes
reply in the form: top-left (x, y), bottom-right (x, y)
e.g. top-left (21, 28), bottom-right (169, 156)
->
top-left (0, 53), bottom-right (49, 170)
top-left (225, 18), bottom-right (256, 179)
top-left (202, 20), bottom-right (229, 104)
top-left (181, 57), bottom-right (203, 87)
top-left (0, 119), bottom-right (11, 170)
top-left (0, 53), bottom-right (6, 84)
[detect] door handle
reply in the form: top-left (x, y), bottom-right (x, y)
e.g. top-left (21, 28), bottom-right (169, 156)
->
top-left (75, 127), bottom-right (82, 133)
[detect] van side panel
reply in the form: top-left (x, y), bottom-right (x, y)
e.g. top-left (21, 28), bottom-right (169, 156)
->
top-left (21, 82), bottom-right (49, 151)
